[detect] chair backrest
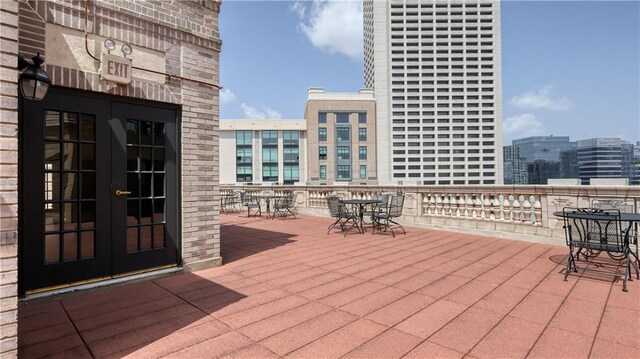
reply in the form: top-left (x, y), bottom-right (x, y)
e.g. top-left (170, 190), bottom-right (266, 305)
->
top-left (562, 207), bottom-right (626, 251)
top-left (326, 196), bottom-right (342, 218)
top-left (388, 194), bottom-right (405, 218)
top-left (287, 192), bottom-right (297, 208)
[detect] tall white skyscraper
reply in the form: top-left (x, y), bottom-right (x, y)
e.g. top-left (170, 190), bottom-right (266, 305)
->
top-left (364, 0), bottom-right (503, 185)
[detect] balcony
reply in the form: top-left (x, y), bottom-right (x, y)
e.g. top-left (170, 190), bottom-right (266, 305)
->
top-left (18, 189), bottom-right (640, 358)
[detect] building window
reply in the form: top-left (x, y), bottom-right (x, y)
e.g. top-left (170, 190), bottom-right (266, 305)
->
top-left (336, 165), bottom-right (351, 180)
top-left (262, 130), bottom-right (278, 146)
top-left (336, 113), bottom-right (349, 123)
top-left (236, 165), bottom-right (252, 182)
top-left (337, 146), bottom-right (351, 160)
top-left (319, 146), bottom-right (327, 160)
top-left (320, 165), bottom-right (327, 179)
top-left (319, 127), bottom-right (327, 141)
top-left (336, 127), bottom-right (350, 141)
top-left (359, 128), bottom-right (367, 141)
top-left (360, 165), bottom-right (367, 179)
top-left (262, 147), bottom-right (278, 163)
top-left (283, 165), bottom-right (299, 184)
top-left (283, 147), bottom-right (298, 163)
top-left (262, 165), bottom-right (278, 182)
top-left (358, 112), bottom-right (367, 124)
top-left (237, 130), bottom-right (252, 145)
top-left (318, 112), bottom-right (327, 124)
top-left (236, 130), bottom-right (252, 182)
top-left (236, 147), bottom-right (252, 164)
top-left (359, 146), bottom-right (367, 160)
top-left (283, 130), bottom-right (299, 146)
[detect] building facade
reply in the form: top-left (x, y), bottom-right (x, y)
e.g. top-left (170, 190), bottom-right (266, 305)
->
top-left (577, 138), bottom-right (639, 185)
top-left (219, 120), bottom-right (307, 185)
top-left (364, 0), bottom-right (503, 185)
top-left (1, 1), bottom-right (221, 355)
top-left (503, 136), bottom-right (577, 185)
top-left (305, 88), bottom-right (378, 185)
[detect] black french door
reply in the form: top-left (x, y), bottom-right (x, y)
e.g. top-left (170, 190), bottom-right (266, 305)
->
top-left (21, 88), bottom-right (178, 292)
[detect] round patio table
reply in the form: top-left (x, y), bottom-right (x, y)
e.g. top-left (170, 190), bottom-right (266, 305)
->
top-left (257, 195), bottom-right (288, 219)
top-left (341, 199), bottom-right (382, 234)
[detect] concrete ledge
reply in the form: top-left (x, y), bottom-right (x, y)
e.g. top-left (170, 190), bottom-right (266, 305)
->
top-left (184, 256), bottom-right (223, 272)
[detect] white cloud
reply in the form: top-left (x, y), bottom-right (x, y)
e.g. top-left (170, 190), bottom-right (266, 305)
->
top-left (220, 88), bottom-right (237, 105)
top-left (294, 0), bottom-right (363, 61)
top-left (503, 113), bottom-right (544, 140)
top-left (240, 103), bottom-right (282, 119)
top-left (509, 85), bottom-right (573, 111)
top-left (290, 2), bottom-right (306, 19)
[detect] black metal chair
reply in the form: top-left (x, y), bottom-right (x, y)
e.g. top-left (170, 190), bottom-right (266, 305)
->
top-left (243, 192), bottom-right (261, 217)
top-left (274, 192), bottom-right (297, 220)
top-left (326, 196), bottom-right (357, 236)
top-left (372, 193), bottom-right (406, 237)
top-left (562, 207), bottom-right (639, 292)
top-left (363, 192), bottom-right (391, 224)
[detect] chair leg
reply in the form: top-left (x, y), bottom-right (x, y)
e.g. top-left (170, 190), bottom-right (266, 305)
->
top-left (389, 220), bottom-right (406, 235)
top-left (564, 249), bottom-right (576, 281)
top-left (623, 252), bottom-right (630, 292)
top-left (327, 218), bottom-right (341, 234)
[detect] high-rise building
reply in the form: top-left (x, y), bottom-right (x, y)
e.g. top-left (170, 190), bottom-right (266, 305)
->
top-left (503, 136), bottom-right (577, 184)
top-left (577, 138), bottom-right (639, 185)
top-left (364, 0), bottom-right (503, 185)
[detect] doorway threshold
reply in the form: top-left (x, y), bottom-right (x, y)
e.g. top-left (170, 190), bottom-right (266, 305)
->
top-left (22, 265), bottom-right (182, 301)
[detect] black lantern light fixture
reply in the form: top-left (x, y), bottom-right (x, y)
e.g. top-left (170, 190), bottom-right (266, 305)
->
top-left (17, 53), bottom-right (51, 101)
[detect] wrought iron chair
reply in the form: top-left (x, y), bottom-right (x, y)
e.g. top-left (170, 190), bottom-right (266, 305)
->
top-left (363, 192), bottom-right (392, 225)
top-left (372, 193), bottom-right (406, 237)
top-left (274, 192), bottom-right (297, 220)
top-left (326, 196), bottom-right (357, 236)
top-left (243, 192), bottom-right (262, 217)
top-left (562, 207), bottom-right (639, 292)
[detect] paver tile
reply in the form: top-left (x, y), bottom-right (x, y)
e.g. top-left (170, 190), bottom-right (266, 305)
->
top-left (285, 318), bottom-right (386, 359)
top-left (548, 298), bottom-right (605, 337)
top-left (508, 291), bottom-right (565, 325)
top-left (258, 310), bottom-right (357, 356)
top-left (394, 300), bottom-right (469, 339)
top-left (237, 301), bottom-right (332, 341)
top-left (527, 327), bottom-right (593, 359)
top-left (596, 307), bottom-right (640, 349)
top-left (469, 316), bottom-right (545, 359)
top-left (365, 293), bottom-right (437, 327)
top-left (340, 286), bottom-right (409, 317)
top-left (341, 328), bottom-right (423, 359)
top-left (472, 285), bottom-right (530, 315)
top-left (590, 339), bottom-right (640, 359)
top-left (429, 307), bottom-right (504, 353)
top-left (403, 340), bottom-right (465, 359)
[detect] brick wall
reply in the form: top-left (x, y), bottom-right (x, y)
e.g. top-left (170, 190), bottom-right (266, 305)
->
top-left (0, 1), bottom-right (19, 356)
top-left (1, 0), bottom-right (221, 356)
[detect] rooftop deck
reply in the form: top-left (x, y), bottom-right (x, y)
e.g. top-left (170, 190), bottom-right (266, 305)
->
top-left (19, 214), bottom-right (640, 358)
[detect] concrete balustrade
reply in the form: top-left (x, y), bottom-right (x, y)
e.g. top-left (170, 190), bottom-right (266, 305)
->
top-left (221, 184), bottom-right (640, 245)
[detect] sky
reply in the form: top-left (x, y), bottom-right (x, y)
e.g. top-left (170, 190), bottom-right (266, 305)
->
top-left (219, 0), bottom-right (640, 144)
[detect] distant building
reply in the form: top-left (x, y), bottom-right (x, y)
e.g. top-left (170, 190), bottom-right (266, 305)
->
top-left (577, 138), bottom-right (639, 185)
top-left (364, 0), bottom-right (503, 185)
top-left (219, 120), bottom-right (307, 185)
top-left (305, 88), bottom-right (378, 185)
top-left (503, 136), bottom-right (577, 184)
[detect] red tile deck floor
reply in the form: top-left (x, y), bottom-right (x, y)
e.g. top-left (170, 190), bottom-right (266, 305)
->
top-left (18, 214), bottom-right (640, 358)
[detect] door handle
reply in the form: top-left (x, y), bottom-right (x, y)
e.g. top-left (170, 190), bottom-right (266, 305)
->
top-left (115, 189), bottom-right (131, 196)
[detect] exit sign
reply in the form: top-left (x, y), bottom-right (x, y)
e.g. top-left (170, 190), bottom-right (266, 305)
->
top-left (100, 53), bottom-right (132, 85)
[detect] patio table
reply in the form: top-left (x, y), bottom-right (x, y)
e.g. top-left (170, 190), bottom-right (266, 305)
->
top-left (257, 195), bottom-right (288, 219)
top-left (341, 199), bottom-right (382, 234)
top-left (553, 210), bottom-right (640, 266)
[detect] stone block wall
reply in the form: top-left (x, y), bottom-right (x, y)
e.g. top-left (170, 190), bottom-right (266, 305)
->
top-left (2, 1), bottom-right (221, 356)
top-left (0, 1), bottom-right (20, 356)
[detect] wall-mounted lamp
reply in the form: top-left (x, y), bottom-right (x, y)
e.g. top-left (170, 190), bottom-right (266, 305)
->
top-left (17, 53), bottom-right (51, 101)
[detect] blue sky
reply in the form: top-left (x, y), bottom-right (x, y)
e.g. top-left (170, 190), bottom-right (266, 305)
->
top-left (219, 1), bottom-right (640, 144)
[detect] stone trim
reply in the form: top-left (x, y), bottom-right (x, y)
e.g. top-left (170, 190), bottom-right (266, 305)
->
top-left (0, 0), bottom-right (20, 356)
